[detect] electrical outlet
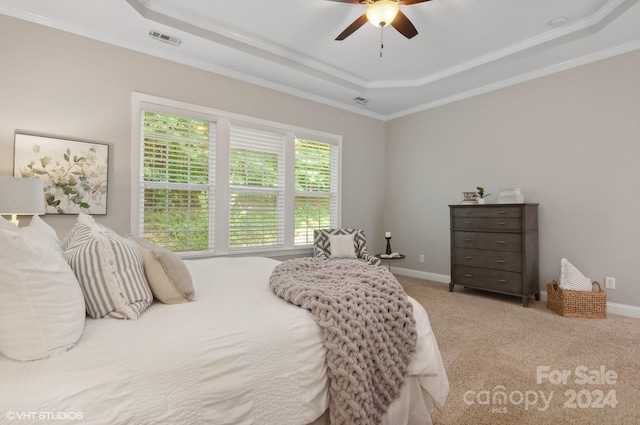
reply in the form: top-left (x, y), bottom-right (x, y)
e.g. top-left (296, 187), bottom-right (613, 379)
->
top-left (419, 254), bottom-right (424, 263)
top-left (604, 277), bottom-right (616, 290)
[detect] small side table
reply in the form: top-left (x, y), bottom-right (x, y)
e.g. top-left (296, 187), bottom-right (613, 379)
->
top-left (375, 254), bottom-right (405, 272)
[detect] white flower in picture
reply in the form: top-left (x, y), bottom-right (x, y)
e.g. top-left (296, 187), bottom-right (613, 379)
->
top-left (14, 134), bottom-right (109, 214)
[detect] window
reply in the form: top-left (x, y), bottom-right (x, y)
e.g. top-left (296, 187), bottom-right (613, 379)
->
top-left (131, 93), bottom-right (341, 256)
top-left (229, 125), bottom-right (285, 249)
top-left (294, 139), bottom-right (337, 245)
top-left (139, 112), bottom-right (214, 252)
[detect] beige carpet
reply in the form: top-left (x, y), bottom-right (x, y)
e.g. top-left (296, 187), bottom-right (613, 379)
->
top-left (397, 275), bottom-right (640, 425)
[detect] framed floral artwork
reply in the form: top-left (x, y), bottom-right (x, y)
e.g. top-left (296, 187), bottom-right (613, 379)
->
top-left (14, 133), bottom-right (109, 214)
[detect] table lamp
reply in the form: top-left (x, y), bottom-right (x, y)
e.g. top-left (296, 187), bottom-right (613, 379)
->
top-left (0, 177), bottom-right (45, 226)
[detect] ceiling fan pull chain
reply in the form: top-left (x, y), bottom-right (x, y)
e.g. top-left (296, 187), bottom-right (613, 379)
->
top-left (379, 27), bottom-right (384, 58)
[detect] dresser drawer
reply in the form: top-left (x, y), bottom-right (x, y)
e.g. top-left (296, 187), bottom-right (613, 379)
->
top-left (452, 206), bottom-right (522, 218)
top-left (452, 217), bottom-right (522, 231)
top-left (452, 265), bottom-right (522, 293)
top-left (453, 231), bottom-right (522, 252)
top-left (453, 248), bottom-right (522, 272)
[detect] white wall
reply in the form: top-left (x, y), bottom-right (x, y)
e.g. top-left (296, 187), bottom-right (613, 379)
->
top-left (0, 15), bottom-right (387, 254)
top-left (385, 49), bottom-right (640, 307)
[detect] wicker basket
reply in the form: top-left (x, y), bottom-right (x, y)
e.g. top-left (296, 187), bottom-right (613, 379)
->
top-left (546, 280), bottom-right (606, 318)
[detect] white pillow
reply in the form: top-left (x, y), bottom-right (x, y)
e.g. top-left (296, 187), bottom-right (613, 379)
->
top-left (559, 258), bottom-right (593, 291)
top-left (63, 213), bottom-right (152, 319)
top-left (127, 236), bottom-right (195, 304)
top-left (0, 216), bottom-right (85, 361)
top-left (329, 234), bottom-right (357, 258)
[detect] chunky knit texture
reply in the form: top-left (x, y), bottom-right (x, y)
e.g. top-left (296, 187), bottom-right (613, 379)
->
top-left (269, 258), bottom-right (417, 425)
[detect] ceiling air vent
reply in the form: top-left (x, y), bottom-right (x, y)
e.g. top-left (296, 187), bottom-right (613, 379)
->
top-left (149, 30), bottom-right (181, 46)
top-left (353, 97), bottom-right (369, 106)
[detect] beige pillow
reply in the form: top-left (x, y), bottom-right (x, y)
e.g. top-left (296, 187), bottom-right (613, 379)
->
top-left (329, 234), bottom-right (357, 258)
top-left (128, 236), bottom-right (195, 304)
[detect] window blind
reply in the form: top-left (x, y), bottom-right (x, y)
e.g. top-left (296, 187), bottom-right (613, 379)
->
top-left (141, 111), bottom-right (215, 252)
top-left (229, 124), bottom-right (286, 250)
top-left (133, 93), bottom-right (341, 256)
top-left (294, 138), bottom-right (338, 245)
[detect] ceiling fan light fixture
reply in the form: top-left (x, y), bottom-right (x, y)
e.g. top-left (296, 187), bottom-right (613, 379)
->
top-left (366, 0), bottom-right (400, 28)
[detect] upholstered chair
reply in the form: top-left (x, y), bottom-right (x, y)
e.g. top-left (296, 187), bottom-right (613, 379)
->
top-left (313, 228), bottom-right (381, 266)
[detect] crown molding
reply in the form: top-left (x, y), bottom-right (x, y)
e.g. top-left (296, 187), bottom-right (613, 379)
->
top-left (126, 0), bottom-right (636, 92)
top-left (124, 0), bottom-right (367, 92)
top-left (386, 39), bottom-right (640, 120)
top-left (1, 0), bottom-right (637, 121)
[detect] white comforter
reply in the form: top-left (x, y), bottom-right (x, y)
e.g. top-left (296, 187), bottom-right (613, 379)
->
top-left (0, 257), bottom-right (448, 425)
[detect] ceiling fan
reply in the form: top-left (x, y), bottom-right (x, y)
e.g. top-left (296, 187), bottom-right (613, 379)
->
top-left (328, 0), bottom-right (431, 41)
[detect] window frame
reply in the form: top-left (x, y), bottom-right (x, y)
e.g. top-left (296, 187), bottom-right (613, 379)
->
top-left (131, 93), bottom-right (342, 257)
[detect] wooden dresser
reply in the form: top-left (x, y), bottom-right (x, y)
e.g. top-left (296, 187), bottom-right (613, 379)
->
top-left (449, 204), bottom-right (539, 307)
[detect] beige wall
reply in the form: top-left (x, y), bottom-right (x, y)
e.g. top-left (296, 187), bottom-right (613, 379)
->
top-left (385, 49), bottom-right (640, 307)
top-left (3, 14), bottom-right (639, 308)
top-left (0, 15), bottom-right (387, 254)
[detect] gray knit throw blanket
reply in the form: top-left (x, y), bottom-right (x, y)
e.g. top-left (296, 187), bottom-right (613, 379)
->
top-left (269, 258), bottom-right (417, 425)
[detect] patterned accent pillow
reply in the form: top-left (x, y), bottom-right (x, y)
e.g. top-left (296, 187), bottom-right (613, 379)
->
top-left (314, 229), bottom-right (365, 257)
top-left (559, 258), bottom-right (593, 291)
top-left (127, 236), bottom-right (195, 304)
top-left (63, 213), bottom-right (152, 319)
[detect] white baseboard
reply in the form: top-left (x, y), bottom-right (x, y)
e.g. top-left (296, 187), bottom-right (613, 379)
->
top-left (393, 267), bottom-right (640, 319)
top-left (391, 266), bottom-right (450, 284)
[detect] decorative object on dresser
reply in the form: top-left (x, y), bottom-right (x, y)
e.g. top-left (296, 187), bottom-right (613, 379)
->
top-left (461, 191), bottom-right (478, 205)
top-left (449, 203), bottom-right (539, 307)
top-left (475, 186), bottom-right (491, 204)
top-left (497, 188), bottom-right (524, 204)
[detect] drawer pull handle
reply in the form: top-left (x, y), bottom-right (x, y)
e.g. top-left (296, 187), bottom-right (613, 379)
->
top-left (464, 274), bottom-right (473, 278)
top-left (465, 221), bottom-right (473, 224)
top-left (496, 222), bottom-right (507, 225)
top-left (497, 279), bottom-right (507, 283)
top-left (464, 238), bottom-right (473, 241)
top-left (496, 240), bottom-right (507, 244)
top-left (497, 210), bottom-right (506, 214)
top-left (464, 256), bottom-right (473, 260)
top-left (496, 260), bottom-right (506, 263)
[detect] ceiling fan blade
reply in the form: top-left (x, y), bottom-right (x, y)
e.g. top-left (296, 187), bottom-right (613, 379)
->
top-left (325, 0), bottom-right (365, 3)
top-left (399, 0), bottom-right (431, 5)
top-left (391, 10), bottom-right (418, 39)
top-left (335, 14), bottom-right (369, 40)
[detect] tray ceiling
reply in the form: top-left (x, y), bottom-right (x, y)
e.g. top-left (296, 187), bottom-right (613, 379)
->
top-left (1, 0), bottom-right (639, 119)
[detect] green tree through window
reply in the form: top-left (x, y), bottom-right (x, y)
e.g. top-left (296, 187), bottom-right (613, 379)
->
top-left (294, 139), bottom-right (334, 245)
top-left (135, 96), bottom-right (340, 255)
top-left (141, 112), bottom-right (212, 251)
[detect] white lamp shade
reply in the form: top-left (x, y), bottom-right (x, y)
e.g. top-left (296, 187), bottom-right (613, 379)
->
top-left (366, 0), bottom-right (400, 28)
top-left (0, 177), bottom-right (46, 215)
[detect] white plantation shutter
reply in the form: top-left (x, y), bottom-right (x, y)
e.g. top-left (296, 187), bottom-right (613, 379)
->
top-left (133, 93), bottom-right (341, 255)
top-left (229, 124), bottom-right (286, 250)
top-left (140, 111), bottom-right (215, 252)
top-left (294, 138), bottom-right (338, 245)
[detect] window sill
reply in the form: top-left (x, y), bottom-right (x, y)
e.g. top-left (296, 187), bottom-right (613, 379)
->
top-left (179, 247), bottom-right (314, 260)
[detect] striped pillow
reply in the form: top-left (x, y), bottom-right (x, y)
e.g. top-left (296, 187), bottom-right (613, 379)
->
top-left (559, 258), bottom-right (593, 292)
top-left (63, 214), bottom-right (152, 319)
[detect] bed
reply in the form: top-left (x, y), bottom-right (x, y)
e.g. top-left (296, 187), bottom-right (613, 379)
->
top-left (0, 252), bottom-right (448, 424)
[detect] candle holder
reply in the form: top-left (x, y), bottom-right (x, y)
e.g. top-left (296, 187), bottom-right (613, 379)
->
top-left (385, 236), bottom-right (392, 255)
